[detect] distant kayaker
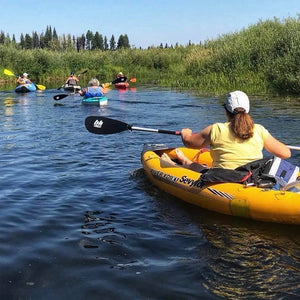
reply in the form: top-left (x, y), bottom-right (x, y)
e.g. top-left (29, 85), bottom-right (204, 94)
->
top-left (162, 90), bottom-right (291, 170)
top-left (16, 73), bottom-right (32, 85)
top-left (111, 72), bottom-right (127, 84)
top-left (78, 78), bottom-right (105, 98)
top-left (65, 71), bottom-right (79, 86)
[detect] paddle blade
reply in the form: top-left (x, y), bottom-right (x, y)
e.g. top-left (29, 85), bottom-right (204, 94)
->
top-left (85, 116), bottom-right (130, 134)
top-left (130, 77), bottom-right (136, 83)
top-left (103, 82), bottom-right (111, 88)
top-left (4, 69), bottom-right (16, 77)
top-left (36, 84), bottom-right (46, 90)
top-left (53, 94), bottom-right (69, 101)
top-left (78, 70), bottom-right (88, 77)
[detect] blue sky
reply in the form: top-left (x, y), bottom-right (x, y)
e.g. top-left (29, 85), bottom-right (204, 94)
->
top-left (1, 0), bottom-right (299, 48)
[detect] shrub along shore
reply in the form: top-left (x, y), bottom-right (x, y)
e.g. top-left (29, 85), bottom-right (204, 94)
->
top-left (1, 17), bottom-right (300, 97)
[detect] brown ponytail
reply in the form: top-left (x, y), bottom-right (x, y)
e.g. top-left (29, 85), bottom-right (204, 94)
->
top-left (226, 108), bottom-right (254, 139)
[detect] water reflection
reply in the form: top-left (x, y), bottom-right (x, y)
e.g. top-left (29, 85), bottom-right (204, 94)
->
top-left (3, 96), bottom-right (18, 116)
top-left (200, 222), bottom-right (300, 299)
top-left (141, 173), bottom-right (300, 299)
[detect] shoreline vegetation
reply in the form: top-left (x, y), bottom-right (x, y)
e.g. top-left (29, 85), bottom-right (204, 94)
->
top-left (1, 17), bottom-right (300, 97)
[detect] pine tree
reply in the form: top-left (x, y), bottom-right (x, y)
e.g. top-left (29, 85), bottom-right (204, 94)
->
top-left (49, 27), bottom-right (60, 50)
top-left (44, 25), bottom-right (52, 47)
top-left (53, 28), bottom-right (58, 41)
top-left (92, 31), bottom-right (103, 50)
top-left (110, 35), bottom-right (116, 50)
top-left (20, 33), bottom-right (25, 49)
top-left (104, 36), bottom-right (108, 50)
top-left (67, 34), bottom-right (73, 49)
top-left (123, 34), bottom-right (130, 48)
top-left (0, 31), bottom-right (5, 44)
top-left (86, 30), bottom-right (94, 50)
top-left (117, 34), bottom-right (130, 49)
top-left (32, 31), bottom-right (40, 49)
top-left (76, 34), bottom-right (85, 51)
top-left (24, 33), bottom-right (33, 49)
top-left (40, 33), bottom-right (45, 49)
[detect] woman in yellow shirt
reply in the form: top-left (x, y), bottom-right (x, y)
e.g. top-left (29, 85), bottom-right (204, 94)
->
top-left (163, 91), bottom-right (290, 170)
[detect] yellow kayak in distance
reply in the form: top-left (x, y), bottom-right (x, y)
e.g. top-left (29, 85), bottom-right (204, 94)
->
top-left (141, 144), bottom-right (300, 225)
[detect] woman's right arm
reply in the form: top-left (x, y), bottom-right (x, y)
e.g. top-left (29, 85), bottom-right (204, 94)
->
top-left (181, 125), bottom-right (212, 149)
top-left (263, 133), bottom-right (291, 159)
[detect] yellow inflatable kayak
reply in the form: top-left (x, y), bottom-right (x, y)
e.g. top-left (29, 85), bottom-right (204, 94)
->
top-left (141, 144), bottom-right (300, 225)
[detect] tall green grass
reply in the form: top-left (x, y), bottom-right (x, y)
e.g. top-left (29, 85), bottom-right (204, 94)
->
top-left (1, 16), bottom-right (300, 95)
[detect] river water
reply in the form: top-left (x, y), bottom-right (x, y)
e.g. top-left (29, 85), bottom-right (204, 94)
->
top-left (1, 86), bottom-right (300, 299)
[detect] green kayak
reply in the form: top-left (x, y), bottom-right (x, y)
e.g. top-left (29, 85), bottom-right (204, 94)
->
top-left (81, 96), bottom-right (108, 106)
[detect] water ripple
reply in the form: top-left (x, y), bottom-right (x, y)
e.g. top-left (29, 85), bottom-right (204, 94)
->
top-left (1, 88), bottom-right (300, 299)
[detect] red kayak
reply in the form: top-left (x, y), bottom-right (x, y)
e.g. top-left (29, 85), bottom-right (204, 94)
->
top-left (115, 82), bottom-right (129, 89)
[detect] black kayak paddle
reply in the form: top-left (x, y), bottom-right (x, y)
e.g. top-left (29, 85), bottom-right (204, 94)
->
top-left (84, 116), bottom-right (181, 135)
top-left (84, 117), bottom-right (300, 152)
top-left (53, 94), bottom-right (69, 101)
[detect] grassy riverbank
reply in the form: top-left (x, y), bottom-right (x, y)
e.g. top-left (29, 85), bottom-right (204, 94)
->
top-left (1, 16), bottom-right (300, 96)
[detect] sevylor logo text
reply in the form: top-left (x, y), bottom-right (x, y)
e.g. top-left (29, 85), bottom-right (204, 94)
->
top-left (151, 170), bottom-right (179, 183)
top-left (151, 170), bottom-right (202, 188)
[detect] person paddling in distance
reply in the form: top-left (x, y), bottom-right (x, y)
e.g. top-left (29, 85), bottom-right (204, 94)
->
top-left (65, 71), bottom-right (79, 87)
top-left (111, 72), bottom-right (127, 84)
top-left (78, 78), bottom-right (105, 98)
top-left (16, 73), bottom-right (32, 85)
top-left (162, 90), bottom-right (291, 171)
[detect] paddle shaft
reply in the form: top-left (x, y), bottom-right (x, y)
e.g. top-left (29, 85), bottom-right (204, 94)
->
top-left (78, 70), bottom-right (88, 77)
top-left (287, 145), bottom-right (300, 151)
top-left (130, 126), bottom-right (180, 135)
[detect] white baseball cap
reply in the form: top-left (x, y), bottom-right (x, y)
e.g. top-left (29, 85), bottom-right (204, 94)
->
top-left (225, 91), bottom-right (250, 113)
top-left (23, 73), bottom-right (28, 77)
